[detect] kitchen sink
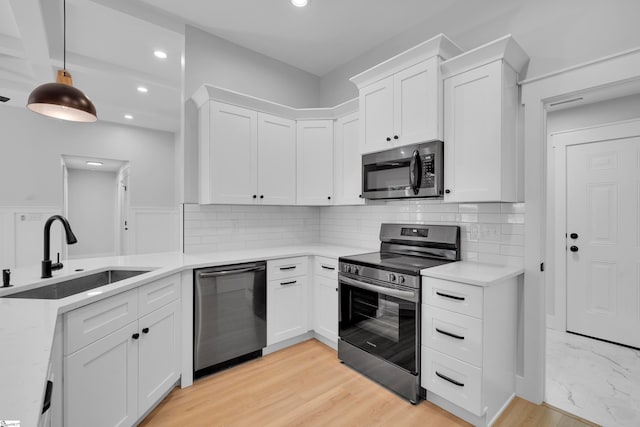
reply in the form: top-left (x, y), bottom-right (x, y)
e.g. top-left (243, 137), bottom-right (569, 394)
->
top-left (2, 269), bottom-right (151, 300)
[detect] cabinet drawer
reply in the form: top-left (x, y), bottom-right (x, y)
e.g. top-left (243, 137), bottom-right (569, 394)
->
top-left (421, 347), bottom-right (483, 416)
top-left (268, 257), bottom-right (308, 280)
top-left (138, 274), bottom-right (180, 317)
top-left (422, 305), bottom-right (482, 367)
top-left (314, 256), bottom-right (338, 280)
top-left (422, 277), bottom-right (483, 318)
top-left (64, 289), bottom-right (138, 355)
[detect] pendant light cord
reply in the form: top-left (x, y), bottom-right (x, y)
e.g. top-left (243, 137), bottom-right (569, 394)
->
top-left (63, 0), bottom-right (66, 71)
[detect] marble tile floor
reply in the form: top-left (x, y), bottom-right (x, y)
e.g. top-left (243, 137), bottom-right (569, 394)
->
top-left (546, 328), bottom-right (640, 427)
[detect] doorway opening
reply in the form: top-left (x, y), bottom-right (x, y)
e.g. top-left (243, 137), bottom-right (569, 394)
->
top-left (61, 155), bottom-right (130, 259)
top-left (544, 90), bottom-right (640, 426)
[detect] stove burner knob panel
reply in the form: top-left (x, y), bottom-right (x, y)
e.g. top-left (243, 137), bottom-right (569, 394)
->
top-left (398, 275), bottom-right (405, 284)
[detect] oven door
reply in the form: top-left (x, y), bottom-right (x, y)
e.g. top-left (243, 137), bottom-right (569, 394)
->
top-left (338, 274), bottom-right (419, 373)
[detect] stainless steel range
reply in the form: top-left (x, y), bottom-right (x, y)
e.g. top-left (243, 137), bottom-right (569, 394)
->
top-left (338, 223), bottom-right (460, 403)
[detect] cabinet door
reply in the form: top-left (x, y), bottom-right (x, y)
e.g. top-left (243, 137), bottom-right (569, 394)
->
top-left (313, 275), bottom-right (339, 344)
top-left (257, 113), bottom-right (297, 205)
top-left (138, 300), bottom-right (180, 413)
top-left (393, 58), bottom-right (441, 146)
top-left (296, 120), bottom-right (334, 205)
top-left (205, 101), bottom-right (258, 204)
top-left (443, 61), bottom-right (503, 202)
top-left (267, 276), bottom-right (308, 345)
top-left (334, 112), bottom-right (364, 205)
top-left (359, 76), bottom-right (394, 154)
top-left (64, 322), bottom-right (139, 427)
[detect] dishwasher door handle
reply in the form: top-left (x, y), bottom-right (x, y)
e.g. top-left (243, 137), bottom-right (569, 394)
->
top-left (198, 265), bottom-right (266, 278)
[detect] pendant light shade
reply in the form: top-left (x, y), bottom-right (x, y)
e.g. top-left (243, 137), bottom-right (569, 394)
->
top-left (27, 70), bottom-right (97, 122)
top-left (26, 0), bottom-right (97, 122)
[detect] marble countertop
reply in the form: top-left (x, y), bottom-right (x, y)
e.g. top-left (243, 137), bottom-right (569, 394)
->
top-left (421, 260), bottom-right (524, 286)
top-left (0, 244), bottom-right (369, 427)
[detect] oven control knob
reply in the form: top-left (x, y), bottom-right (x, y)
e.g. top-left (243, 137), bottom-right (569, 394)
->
top-left (344, 265), bottom-right (351, 273)
top-left (398, 275), bottom-right (405, 284)
top-left (352, 266), bottom-right (359, 275)
top-left (388, 273), bottom-right (396, 282)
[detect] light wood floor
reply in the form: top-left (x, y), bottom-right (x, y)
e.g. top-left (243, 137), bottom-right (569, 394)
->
top-left (140, 339), bottom-right (598, 427)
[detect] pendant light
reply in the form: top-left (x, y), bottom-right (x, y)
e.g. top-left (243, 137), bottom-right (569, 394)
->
top-left (27, 0), bottom-right (97, 122)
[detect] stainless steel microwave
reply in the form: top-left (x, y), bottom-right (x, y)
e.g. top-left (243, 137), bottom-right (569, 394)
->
top-left (362, 140), bottom-right (443, 200)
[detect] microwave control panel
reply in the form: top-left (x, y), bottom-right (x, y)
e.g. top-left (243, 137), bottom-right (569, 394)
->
top-left (422, 154), bottom-right (435, 188)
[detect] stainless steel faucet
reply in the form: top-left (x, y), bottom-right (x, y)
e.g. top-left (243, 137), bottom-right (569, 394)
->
top-left (42, 215), bottom-right (78, 278)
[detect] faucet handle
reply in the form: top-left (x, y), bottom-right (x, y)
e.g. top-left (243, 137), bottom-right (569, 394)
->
top-left (52, 252), bottom-right (64, 272)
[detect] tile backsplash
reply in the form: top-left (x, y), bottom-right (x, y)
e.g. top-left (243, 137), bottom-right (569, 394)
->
top-left (183, 204), bottom-right (320, 254)
top-left (183, 201), bottom-right (524, 267)
top-left (319, 200), bottom-right (525, 267)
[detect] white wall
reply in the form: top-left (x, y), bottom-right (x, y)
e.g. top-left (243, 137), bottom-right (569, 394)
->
top-left (67, 169), bottom-right (118, 259)
top-left (319, 0), bottom-right (640, 106)
top-left (0, 106), bottom-right (178, 268)
top-left (546, 93), bottom-right (640, 324)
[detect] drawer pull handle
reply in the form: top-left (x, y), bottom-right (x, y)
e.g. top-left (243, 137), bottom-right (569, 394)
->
top-left (142, 327), bottom-right (150, 334)
top-left (436, 371), bottom-right (464, 387)
top-left (321, 265), bottom-right (335, 271)
top-left (436, 328), bottom-right (464, 340)
top-left (279, 266), bottom-right (296, 271)
top-left (436, 291), bottom-right (465, 301)
top-left (280, 280), bottom-right (297, 286)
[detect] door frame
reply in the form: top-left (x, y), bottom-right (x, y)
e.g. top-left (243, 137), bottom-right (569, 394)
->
top-left (549, 118), bottom-right (640, 332)
top-left (520, 46), bottom-right (640, 404)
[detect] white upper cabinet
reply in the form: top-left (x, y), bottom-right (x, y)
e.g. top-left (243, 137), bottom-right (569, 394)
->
top-left (257, 113), bottom-right (296, 205)
top-left (441, 36), bottom-right (529, 203)
top-left (297, 120), bottom-right (334, 205)
top-left (351, 34), bottom-right (462, 154)
top-left (199, 101), bottom-right (258, 204)
top-left (334, 112), bottom-right (364, 205)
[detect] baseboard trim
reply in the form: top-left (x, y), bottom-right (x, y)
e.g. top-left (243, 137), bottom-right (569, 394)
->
top-left (263, 331), bottom-right (314, 355)
top-left (488, 392), bottom-right (515, 426)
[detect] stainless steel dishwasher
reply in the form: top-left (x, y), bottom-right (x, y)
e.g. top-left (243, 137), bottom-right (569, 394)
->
top-left (194, 261), bottom-right (266, 377)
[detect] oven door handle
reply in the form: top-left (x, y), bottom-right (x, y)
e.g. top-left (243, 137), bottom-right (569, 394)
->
top-left (340, 275), bottom-right (417, 302)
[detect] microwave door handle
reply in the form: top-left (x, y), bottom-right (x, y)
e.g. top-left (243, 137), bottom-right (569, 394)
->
top-left (409, 150), bottom-right (421, 195)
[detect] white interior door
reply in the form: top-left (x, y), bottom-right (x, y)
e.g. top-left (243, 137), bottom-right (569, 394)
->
top-left (564, 120), bottom-right (640, 348)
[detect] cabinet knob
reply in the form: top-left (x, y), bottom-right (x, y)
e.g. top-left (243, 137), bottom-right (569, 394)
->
top-left (327, 196), bottom-right (331, 200)
top-left (142, 327), bottom-right (149, 334)
top-left (358, 194), bottom-right (362, 198)
top-left (386, 137), bottom-right (391, 142)
top-left (393, 135), bottom-right (399, 140)
top-left (570, 233), bottom-right (579, 239)
top-left (445, 189), bottom-right (451, 194)
top-left (335, 288), bottom-right (338, 292)
top-left (132, 333), bottom-right (140, 340)
top-left (570, 246), bottom-right (579, 252)
top-left (260, 195), bottom-right (264, 199)
top-left (252, 195), bottom-right (257, 199)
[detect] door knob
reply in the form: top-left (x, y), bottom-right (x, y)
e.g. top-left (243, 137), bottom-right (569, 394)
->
top-left (570, 233), bottom-right (579, 239)
top-left (570, 246), bottom-right (579, 252)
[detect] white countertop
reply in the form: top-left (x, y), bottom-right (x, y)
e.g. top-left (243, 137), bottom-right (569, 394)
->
top-left (0, 244), bottom-right (369, 427)
top-left (421, 260), bottom-right (524, 286)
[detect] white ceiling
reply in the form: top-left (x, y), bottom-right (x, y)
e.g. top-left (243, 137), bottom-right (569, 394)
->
top-left (62, 154), bottom-right (128, 172)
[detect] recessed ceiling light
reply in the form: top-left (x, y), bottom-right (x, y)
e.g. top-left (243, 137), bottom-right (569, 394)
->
top-left (86, 161), bottom-right (103, 166)
top-left (124, 114), bottom-right (133, 120)
top-left (291, 0), bottom-right (308, 7)
top-left (154, 50), bottom-right (167, 59)
top-left (137, 86), bottom-right (148, 93)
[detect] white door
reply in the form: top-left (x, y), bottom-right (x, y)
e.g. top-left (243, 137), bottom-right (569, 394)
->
top-left (564, 120), bottom-right (640, 348)
top-left (334, 112), bottom-right (364, 205)
top-left (359, 76), bottom-right (394, 154)
top-left (267, 276), bottom-right (308, 345)
top-left (209, 101), bottom-right (258, 204)
top-left (64, 321), bottom-right (139, 427)
top-left (313, 276), bottom-right (338, 343)
top-left (138, 300), bottom-right (180, 413)
top-left (257, 113), bottom-right (296, 205)
top-left (296, 120), bottom-right (334, 205)
top-left (393, 58), bottom-right (441, 146)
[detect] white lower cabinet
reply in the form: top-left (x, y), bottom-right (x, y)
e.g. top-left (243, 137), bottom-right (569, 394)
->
top-left (63, 274), bottom-right (181, 427)
top-left (313, 257), bottom-right (339, 346)
top-left (267, 258), bottom-right (309, 345)
top-left (421, 273), bottom-right (518, 426)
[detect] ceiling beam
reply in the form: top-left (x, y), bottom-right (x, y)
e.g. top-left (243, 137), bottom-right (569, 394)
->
top-left (0, 34), bottom-right (23, 58)
top-left (83, 0), bottom-right (185, 35)
top-left (8, 0), bottom-right (54, 83)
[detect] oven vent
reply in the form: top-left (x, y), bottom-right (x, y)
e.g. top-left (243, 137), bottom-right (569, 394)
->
top-left (0, 95), bottom-right (9, 103)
